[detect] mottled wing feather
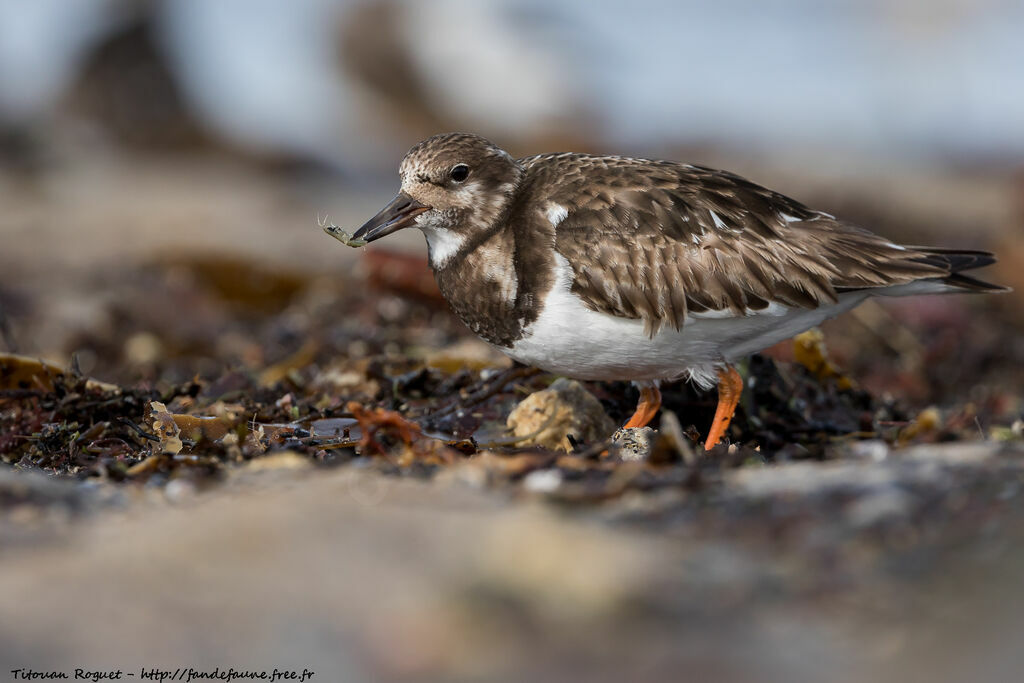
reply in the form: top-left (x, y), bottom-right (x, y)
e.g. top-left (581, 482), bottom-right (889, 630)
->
top-left (523, 154), bottom-right (949, 336)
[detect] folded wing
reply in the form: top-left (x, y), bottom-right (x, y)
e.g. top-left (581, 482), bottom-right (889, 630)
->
top-left (525, 155), bottom-right (987, 336)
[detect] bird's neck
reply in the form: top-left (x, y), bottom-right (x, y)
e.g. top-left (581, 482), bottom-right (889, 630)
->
top-left (430, 225), bottom-right (526, 347)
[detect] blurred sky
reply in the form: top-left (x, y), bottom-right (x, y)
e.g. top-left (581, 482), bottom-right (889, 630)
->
top-left (0, 0), bottom-right (1022, 167)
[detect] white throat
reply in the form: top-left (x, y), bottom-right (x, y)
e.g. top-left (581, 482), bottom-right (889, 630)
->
top-left (420, 226), bottom-right (466, 268)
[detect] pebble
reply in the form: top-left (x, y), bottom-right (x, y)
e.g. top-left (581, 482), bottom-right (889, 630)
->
top-left (523, 468), bottom-right (564, 494)
top-left (506, 378), bottom-right (615, 451)
top-left (609, 427), bottom-right (657, 461)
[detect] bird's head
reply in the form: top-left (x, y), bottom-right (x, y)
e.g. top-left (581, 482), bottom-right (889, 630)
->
top-left (352, 133), bottom-right (524, 266)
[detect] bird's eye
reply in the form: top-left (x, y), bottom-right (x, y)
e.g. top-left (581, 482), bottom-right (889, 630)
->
top-left (449, 164), bottom-right (470, 183)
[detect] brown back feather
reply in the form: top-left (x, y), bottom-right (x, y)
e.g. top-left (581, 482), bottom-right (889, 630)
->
top-left (524, 155), bottom-right (967, 336)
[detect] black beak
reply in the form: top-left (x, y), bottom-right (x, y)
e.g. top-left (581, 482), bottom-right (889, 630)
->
top-left (351, 192), bottom-right (430, 243)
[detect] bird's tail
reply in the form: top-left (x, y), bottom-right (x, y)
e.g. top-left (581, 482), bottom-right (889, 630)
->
top-left (910, 247), bottom-right (1009, 293)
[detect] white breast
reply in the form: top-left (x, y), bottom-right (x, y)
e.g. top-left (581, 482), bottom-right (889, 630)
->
top-left (505, 253), bottom-right (870, 390)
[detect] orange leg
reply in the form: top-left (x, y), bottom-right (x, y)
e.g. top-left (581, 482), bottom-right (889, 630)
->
top-left (704, 366), bottom-right (744, 450)
top-left (624, 384), bottom-right (662, 429)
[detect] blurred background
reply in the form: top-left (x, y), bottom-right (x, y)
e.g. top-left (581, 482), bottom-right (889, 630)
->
top-left (3, 2), bottom-right (1024, 680)
top-left (1, 0), bottom-right (1022, 394)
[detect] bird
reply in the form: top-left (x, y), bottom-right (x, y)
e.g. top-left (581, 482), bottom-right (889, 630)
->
top-left (340, 132), bottom-right (1006, 450)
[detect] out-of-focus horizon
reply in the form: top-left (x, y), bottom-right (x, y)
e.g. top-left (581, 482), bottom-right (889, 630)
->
top-left (2, 0), bottom-right (1022, 169)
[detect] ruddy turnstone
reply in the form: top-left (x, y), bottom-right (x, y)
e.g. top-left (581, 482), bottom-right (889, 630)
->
top-left (335, 133), bottom-right (1006, 450)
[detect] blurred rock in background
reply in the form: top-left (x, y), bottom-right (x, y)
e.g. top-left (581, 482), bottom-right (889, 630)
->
top-left (3, 0), bottom-right (1023, 164)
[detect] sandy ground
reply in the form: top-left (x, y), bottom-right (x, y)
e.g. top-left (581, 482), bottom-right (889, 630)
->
top-left (2, 444), bottom-right (1024, 682)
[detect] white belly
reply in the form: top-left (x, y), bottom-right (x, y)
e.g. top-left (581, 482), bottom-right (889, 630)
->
top-left (505, 255), bottom-right (869, 389)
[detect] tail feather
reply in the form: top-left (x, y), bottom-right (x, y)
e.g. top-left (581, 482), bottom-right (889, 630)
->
top-left (836, 246), bottom-right (1010, 296)
top-left (941, 271), bottom-right (1009, 293)
top-left (910, 246), bottom-right (1008, 293)
top-left (910, 247), bottom-right (998, 273)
